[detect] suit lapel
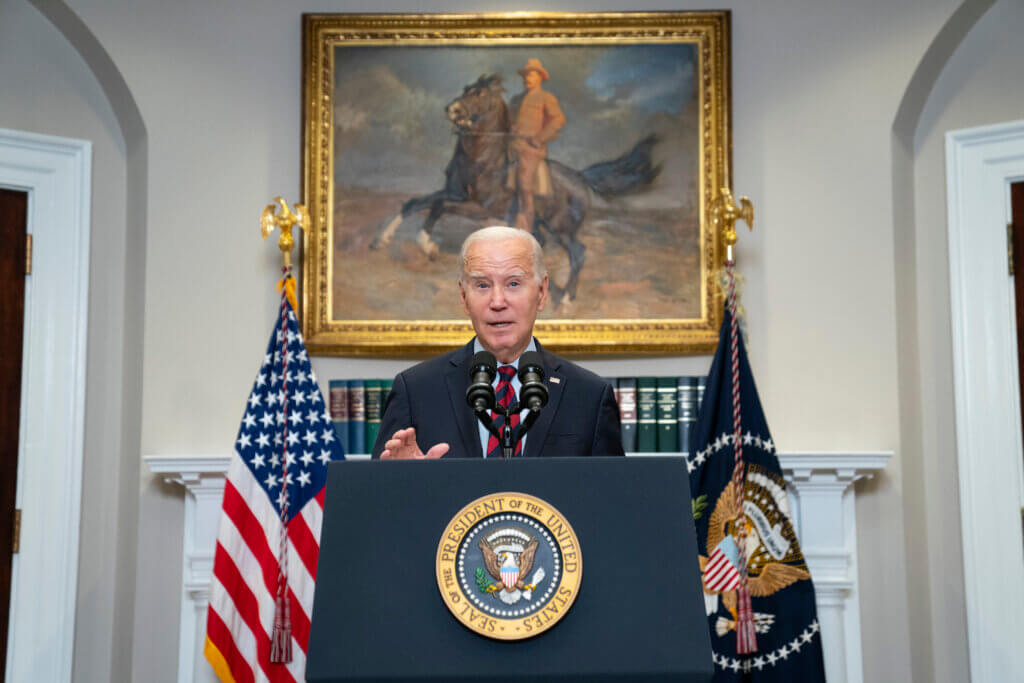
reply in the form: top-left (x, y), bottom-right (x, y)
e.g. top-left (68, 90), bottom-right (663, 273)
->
top-left (445, 341), bottom-right (484, 458)
top-left (524, 342), bottom-right (564, 458)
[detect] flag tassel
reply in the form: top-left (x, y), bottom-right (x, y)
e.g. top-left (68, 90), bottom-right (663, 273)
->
top-left (269, 593), bottom-right (292, 663)
top-left (735, 584), bottom-right (758, 654)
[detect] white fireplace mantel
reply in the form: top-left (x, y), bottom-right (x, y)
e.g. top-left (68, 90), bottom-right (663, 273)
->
top-left (146, 451), bottom-right (889, 683)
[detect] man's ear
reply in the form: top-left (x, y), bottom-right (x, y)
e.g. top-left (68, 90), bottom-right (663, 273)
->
top-left (537, 274), bottom-right (549, 311)
top-left (459, 279), bottom-right (470, 316)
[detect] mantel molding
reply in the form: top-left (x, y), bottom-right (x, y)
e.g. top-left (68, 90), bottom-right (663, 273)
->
top-left (146, 450), bottom-right (890, 683)
top-left (146, 451), bottom-right (889, 488)
top-left (778, 451), bottom-right (889, 483)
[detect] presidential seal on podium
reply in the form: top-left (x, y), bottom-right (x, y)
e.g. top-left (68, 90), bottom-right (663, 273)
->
top-left (436, 492), bottom-right (582, 640)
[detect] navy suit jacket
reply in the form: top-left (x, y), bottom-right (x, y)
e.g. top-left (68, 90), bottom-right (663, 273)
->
top-left (370, 339), bottom-right (625, 459)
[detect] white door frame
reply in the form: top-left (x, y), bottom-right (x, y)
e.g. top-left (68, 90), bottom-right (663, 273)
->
top-left (946, 119), bottom-right (1024, 683)
top-left (0, 128), bottom-right (91, 682)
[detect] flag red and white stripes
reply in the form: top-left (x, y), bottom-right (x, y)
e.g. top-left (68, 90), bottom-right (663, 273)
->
top-left (206, 461), bottom-right (323, 682)
top-left (703, 541), bottom-right (741, 593)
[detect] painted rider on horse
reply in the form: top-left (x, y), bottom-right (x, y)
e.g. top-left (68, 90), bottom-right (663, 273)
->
top-left (509, 58), bottom-right (566, 233)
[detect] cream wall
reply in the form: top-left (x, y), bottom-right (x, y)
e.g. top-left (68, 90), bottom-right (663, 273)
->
top-left (3, 0), bottom-right (1021, 680)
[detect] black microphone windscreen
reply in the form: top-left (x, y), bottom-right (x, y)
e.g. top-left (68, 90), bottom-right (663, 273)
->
top-left (518, 351), bottom-right (544, 376)
top-left (472, 350), bottom-right (497, 373)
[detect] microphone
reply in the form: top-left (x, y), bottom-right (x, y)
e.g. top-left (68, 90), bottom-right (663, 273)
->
top-left (466, 351), bottom-right (497, 413)
top-left (517, 351), bottom-right (548, 412)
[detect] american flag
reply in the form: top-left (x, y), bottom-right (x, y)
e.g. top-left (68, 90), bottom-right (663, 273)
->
top-left (205, 288), bottom-right (344, 683)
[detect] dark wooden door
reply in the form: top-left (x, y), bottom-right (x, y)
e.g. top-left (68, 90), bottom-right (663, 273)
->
top-left (0, 188), bottom-right (27, 682)
top-left (1013, 183), bottom-right (1024, 465)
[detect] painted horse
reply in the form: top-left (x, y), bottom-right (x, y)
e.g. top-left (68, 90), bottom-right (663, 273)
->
top-left (371, 74), bottom-right (661, 304)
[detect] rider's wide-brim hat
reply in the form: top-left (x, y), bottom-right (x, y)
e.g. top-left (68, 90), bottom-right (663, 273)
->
top-left (518, 58), bottom-right (550, 81)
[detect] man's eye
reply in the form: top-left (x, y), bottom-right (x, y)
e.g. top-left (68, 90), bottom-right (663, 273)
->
top-left (476, 282), bottom-right (489, 289)
top-left (508, 281), bottom-right (520, 288)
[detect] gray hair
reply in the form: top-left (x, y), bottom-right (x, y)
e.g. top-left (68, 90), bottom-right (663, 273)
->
top-left (458, 225), bottom-right (547, 284)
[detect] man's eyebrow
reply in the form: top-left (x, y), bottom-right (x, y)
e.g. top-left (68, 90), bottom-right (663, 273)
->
top-left (465, 270), bottom-right (529, 280)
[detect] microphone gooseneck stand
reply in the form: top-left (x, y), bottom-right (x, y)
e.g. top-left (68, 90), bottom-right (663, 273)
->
top-left (474, 402), bottom-right (542, 459)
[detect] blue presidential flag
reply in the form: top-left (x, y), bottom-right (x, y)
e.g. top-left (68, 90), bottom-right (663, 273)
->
top-left (688, 307), bottom-right (826, 681)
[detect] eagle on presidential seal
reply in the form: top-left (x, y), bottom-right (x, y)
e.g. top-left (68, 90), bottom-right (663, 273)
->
top-left (478, 526), bottom-right (547, 605)
top-left (699, 463), bottom-right (811, 637)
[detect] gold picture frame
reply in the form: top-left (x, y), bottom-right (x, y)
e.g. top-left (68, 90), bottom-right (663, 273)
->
top-left (301, 11), bottom-right (731, 356)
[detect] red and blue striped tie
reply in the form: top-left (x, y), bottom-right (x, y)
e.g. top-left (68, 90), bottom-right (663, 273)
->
top-left (486, 366), bottom-right (522, 457)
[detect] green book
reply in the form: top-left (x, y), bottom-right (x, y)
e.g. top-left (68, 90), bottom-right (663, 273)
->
top-left (381, 379), bottom-right (394, 448)
top-left (349, 380), bottom-right (366, 455)
top-left (364, 380), bottom-right (383, 454)
top-left (328, 379), bottom-right (350, 455)
top-left (636, 377), bottom-right (657, 453)
top-left (697, 376), bottom-right (708, 419)
top-left (677, 376), bottom-right (698, 455)
top-left (617, 378), bottom-right (637, 453)
top-left (656, 377), bottom-right (679, 453)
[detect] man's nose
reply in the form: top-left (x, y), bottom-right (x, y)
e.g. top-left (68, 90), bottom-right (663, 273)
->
top-left (488, 286), bottom-right (508, 308)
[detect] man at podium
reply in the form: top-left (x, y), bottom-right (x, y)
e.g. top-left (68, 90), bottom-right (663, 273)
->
top-left (371, 225), bottom-right (624, 460)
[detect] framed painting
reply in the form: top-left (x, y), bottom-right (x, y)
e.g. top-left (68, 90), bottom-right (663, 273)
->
top-left (301, 11), bottom-right (732, 355)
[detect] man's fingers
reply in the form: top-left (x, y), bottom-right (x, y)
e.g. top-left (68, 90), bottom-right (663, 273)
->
top-left (381, 428), bottom-right (440, 460)
top-left (425, 443), bottom-right (450, 459)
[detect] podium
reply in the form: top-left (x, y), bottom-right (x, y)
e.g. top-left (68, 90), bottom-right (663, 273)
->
top-left (307, 457), bottom-right (713, 682)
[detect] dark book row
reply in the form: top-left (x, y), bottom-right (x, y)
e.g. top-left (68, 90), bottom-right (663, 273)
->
top-left (328, 379), bottom-right (393, 456)
top-left (328, 375), bottom-right (707, 456)
top-left (604, 376), bottom-right (707, 454)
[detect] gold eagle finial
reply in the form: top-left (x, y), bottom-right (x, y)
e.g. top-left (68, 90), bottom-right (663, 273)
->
top-left (710, 187), bottom-right (754, 262)
top-left (261, 196), bottom-right (309, 268)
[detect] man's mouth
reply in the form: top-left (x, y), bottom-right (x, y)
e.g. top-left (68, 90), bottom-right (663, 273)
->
top-left (488, 321), bottom-right (513, 328)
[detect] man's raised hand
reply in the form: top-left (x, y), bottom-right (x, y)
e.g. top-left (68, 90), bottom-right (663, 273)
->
top-left (379, 427), bottom-right (450, 460)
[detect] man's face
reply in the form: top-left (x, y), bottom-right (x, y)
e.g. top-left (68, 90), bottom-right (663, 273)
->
top-left (522, 70), bottom-right (542, 91)
top-left (459, 237), bottom-right (548, 364)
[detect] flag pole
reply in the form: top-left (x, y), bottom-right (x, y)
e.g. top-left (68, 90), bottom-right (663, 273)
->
top-left (260, 196), bottom-right (308, 663)
top-left (710, 187), bottom-right (757, 654)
